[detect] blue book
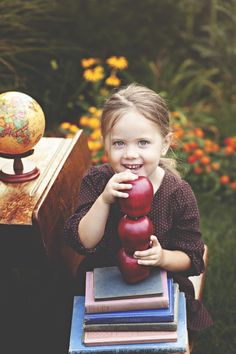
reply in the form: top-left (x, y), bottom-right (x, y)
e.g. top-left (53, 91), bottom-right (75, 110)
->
top-left (69, 292), bottom-right (188, 353)
top-left (84, 278), bottom-right (174, 324)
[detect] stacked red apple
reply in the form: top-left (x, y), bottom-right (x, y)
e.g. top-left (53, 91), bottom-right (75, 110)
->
top-left (117, 176), bottom-right (154, 284)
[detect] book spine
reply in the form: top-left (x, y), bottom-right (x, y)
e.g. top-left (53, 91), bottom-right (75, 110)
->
top-left (84, 314), bottom-right (174, 324)
top-left (86, 298), bottom-right (168, 313)
top-left (83, 321), bottom-right (177, 332)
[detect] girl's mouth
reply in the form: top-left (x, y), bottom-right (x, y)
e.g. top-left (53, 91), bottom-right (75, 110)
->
top-left (122, 164), bottom-right (143, 171)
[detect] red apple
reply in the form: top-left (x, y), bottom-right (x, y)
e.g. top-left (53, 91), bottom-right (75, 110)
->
top-left (119, 176), bottom-right (154, 218)
top-left (117, 248), bottom-right (150, 284)
top-left (118, 215), bottom-right (153, 255)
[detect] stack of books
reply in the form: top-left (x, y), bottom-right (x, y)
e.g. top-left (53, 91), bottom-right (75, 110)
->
top-left (71, 265), bottom-right (188, 351)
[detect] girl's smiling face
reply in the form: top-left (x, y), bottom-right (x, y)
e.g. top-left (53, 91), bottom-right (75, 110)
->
top-left (104, 110), bottom-right (172, 186)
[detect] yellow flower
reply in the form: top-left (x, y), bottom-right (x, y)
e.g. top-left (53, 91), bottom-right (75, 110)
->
top-left (100, 88), bottom-right (109, 97)
top-left (95, 109), bottom-right (102, 118)
top-left (88, 106), bottom-right (98, 114)
top-left (88, 140), bottom-right (103, 151)
top-left (88, 118), bottom-right (100, 129)
top-left (70, 124), bottom-right (80, 133)
top-left (90, 129), bottom-right (102, 140)
top-left (66, 133), bottom-right (75, 138)
top-left (50, 59), bottom-right (58, 70)
top-left (60, 122), bottom-right (71, 130)
top-left (79, 116), bottom-right (90, 126)
top-left (81, 58), bottom-right (97, 68)
top-left (83, 66), bottom-right (104, 82)
top-left (105, 74), bottom-right (121, 87)
top-left (106, 56), bottom-right (128, 70)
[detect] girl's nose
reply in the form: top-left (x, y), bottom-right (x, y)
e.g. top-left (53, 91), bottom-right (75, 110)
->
top-left (124, 145), bottom-right (139, 159)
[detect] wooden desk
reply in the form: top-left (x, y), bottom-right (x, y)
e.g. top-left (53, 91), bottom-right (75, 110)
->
top-left (0, 130), bottom-right (90, 270)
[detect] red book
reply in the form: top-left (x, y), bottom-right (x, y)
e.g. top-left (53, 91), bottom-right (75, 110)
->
top-left (85, 270), bottom-right (168, 313)
top-left (83, 328), bottom-right (177, 346)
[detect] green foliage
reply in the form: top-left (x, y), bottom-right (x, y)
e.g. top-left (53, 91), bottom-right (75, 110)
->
top-left (193, 193), bottom-right (236, 354)
top-left (0, 0), bottom-right (235, 134)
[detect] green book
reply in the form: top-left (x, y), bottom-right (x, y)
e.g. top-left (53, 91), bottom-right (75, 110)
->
top-left (93, 266), bottom-right (163, 301)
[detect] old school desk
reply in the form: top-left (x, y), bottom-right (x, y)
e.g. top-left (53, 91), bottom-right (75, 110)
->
top-left (0, 131), bottom-right (90, 353)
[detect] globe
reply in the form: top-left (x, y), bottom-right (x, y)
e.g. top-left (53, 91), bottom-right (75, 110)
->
top-left (0, 91), bottom-right (45, 155)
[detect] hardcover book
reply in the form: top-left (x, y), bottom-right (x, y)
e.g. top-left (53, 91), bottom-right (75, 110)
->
top-left (68, 293), bottom-right (188, 353)
top-left (85, 270), bottom-right (168, 313)
top-left (93, 266), bottom-right (163, 300)
top-left (84, 278), bottom-right (174, 325)
top-left (84, 283), bottom-right (179, 332)
top-left (83, 328), bottom-right (177, 346)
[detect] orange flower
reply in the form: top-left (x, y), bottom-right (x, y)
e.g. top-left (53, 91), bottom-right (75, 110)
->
top-left (186, 130), bottom-right (195, 137)
top-left (220, 175), bottom-right (230, 184)
top-left (172, 123), bottom-right (181, 130)
top-left (211, 162), bottom-right (220, 170)
top-left (194, 149), bottom-right (204, 158)
top-left (182, 143), bottom-right (191, 152)
top-left (194, 128), bottom-right (204, 138)
top-left (188, 155), bottom-right (198, 164)
top-left (204, 139), bottom-right (214, 146)
top-left (223, 137), bottom-right (234, 146)
top-left (205, 165), bottom-right (212, 173)
top-left (101, 154), bottom-right (108, 163)
top-left (194, 166), bottom-right (203, 174)
top-left (189, 141), bottom-right (198, 150)
top-left (230, 181), bottom-right (236, 190)
top-left (200, 156), bottom-right (211, 165)
top-left (224, 145), bottom-right (234, 155)
top-left (173, 129), bottom-right (184, 139)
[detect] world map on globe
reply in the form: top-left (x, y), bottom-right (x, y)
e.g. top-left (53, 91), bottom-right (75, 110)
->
top-left (0, 91), bottom-right (45, 155)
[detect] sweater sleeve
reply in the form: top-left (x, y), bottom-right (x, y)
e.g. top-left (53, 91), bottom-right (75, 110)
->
top-left (63, 166), bottom-right (110, 255)
top-left (169, 180), bottom-right (205, 276)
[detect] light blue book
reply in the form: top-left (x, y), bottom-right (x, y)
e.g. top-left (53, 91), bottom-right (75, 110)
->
top-left (69, 292), bottom-right (188, 353)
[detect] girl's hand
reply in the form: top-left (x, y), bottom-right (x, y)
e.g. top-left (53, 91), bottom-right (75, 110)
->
top-left (101, 171), bottom-right (138, 205)
top-left (133, 235), bottom-right (164, 267)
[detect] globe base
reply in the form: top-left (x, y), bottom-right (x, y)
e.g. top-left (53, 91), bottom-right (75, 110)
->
top-left (0, 159), bottom-right (40, 183)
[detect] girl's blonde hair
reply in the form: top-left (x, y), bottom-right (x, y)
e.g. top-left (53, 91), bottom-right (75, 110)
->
top-left (101, 83), bottom-right (180, 177)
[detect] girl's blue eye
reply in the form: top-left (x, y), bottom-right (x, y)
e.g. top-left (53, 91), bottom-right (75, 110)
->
top-left (113, 141), bottom-right (124, 147)
top-left (139, 140), bottom-right (150, 146)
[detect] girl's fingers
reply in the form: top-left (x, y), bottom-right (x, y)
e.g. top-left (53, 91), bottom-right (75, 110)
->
top-left (137, 259), bottom-right (158, 266)
top-left (113, 191), bottom-right (129, 198)
top-left (115, 172), bottom-right (138, 183)
top-left (150, 235), bottom-right (159, 246)
top-left (114, 183), bottom-right (133, 190)
top-left (134, 249), bottom-right (155, 258)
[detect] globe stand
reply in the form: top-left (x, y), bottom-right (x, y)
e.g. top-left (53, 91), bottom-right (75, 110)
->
top-left (0, 150), bottom-right (40, 183)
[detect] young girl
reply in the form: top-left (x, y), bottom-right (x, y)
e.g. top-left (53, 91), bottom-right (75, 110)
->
top-left (64, 83), bottom-right (212, 334)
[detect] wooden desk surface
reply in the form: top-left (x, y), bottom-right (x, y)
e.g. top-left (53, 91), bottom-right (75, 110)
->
top-left (0, 136), bottom-right (77, 225)
top-left (0, 130), bottom-right (90, 270)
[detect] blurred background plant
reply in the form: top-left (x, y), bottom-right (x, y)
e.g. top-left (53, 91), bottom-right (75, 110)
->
top-left (1, 0), bottom-right (236, 134)
top-left (1, 1), bottom-right (236, 352)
